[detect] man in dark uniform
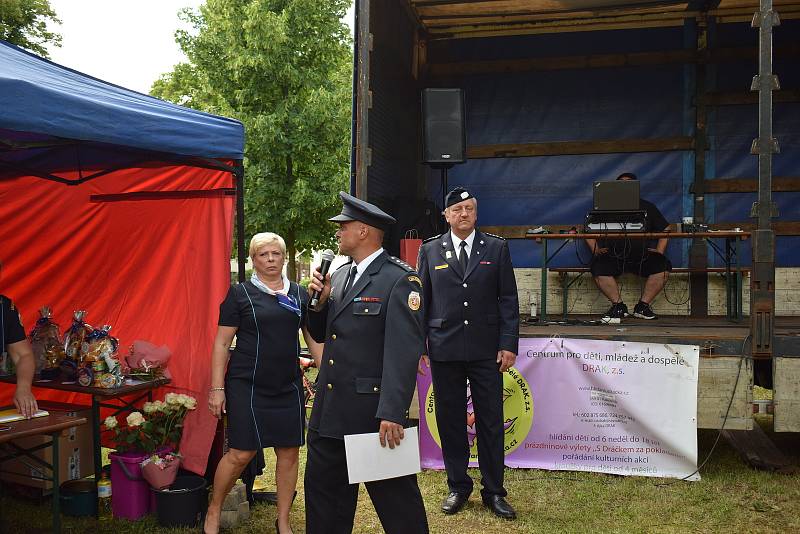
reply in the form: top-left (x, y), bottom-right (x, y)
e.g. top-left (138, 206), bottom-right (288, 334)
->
top-left (585, 172), bottom-right (672, 320)
top-left (1, 260), bottom-right (38, 418)
top-left (305, 192), bottom-right (429, 534)
top-left (417, 188), bottom-right (519, 520)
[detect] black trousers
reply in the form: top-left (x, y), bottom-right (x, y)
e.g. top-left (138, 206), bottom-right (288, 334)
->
top-left (304, 429), bottom-right (429, 534)
top-left (430, 358), bottom-right (506, 499)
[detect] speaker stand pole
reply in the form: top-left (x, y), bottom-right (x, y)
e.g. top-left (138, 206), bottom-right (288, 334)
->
top-left (440, 166), bottom-right (448, 210)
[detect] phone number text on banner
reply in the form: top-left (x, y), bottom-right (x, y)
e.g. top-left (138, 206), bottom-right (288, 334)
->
top-left (417, 337), bottom-right (700, 480)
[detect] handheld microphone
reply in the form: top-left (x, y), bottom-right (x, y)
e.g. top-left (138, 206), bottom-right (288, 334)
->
top-left (310, 249), bottom-right (335, 309)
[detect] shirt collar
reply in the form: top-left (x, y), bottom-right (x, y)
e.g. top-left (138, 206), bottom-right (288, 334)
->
top-left (450, 230), bottom-right (476, 251)
top-left (250, 272), bottom-right (291, 296)
top-left (353, 247), bottom-right (384, 277)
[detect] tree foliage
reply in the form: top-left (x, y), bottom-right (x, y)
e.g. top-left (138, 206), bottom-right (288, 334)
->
top-left (0, 0), bottom-right (61, 57)
top-left (152, 0), bottom-right (352, 279)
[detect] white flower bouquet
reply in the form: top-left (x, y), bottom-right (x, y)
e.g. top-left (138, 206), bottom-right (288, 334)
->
top-left (104, 393), bottom-right (197, 453)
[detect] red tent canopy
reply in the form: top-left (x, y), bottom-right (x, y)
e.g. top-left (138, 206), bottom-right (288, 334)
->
top-left (0, 42), bottom-right (246, 474)
top-left (0, 162), bottom-right (236, 473)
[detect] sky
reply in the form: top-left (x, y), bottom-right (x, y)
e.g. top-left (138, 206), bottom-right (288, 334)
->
top-left (46, 1), bottom-right (354, 95)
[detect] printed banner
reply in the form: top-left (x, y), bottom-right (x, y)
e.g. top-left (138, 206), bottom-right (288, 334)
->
top-left (418, 337), bottom-right (699, 480)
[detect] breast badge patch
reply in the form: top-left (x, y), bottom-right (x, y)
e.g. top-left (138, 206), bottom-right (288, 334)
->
top-left (408, 291), bottom-right (421, 311)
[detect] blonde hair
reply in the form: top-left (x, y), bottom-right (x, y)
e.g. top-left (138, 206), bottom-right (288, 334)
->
top-left (249, 232), bottom-right (287, 259)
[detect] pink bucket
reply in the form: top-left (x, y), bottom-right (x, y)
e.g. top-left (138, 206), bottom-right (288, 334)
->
top-left (110, 450), bottom-right (151, 520)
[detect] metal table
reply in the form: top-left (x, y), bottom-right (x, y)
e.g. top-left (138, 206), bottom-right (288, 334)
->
top-left (528, 231), bottom-right (750, 320)
top-left (0, 375), bottom-right (169, 499)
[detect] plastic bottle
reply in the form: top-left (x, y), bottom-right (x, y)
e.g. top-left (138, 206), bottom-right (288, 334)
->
top-left (97, 472), bottom-right (112, 520)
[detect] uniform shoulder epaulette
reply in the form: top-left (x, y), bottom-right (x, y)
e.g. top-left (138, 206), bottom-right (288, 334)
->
top-left (422, 233), bottom-right (443, 244)
top-left (388, 256), bottom-right (415, 272)
top-left (482, 231), bottom-right (506, 241)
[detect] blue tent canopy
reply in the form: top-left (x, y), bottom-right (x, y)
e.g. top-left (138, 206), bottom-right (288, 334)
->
top-left (0, 40), bottom-right (244, 160)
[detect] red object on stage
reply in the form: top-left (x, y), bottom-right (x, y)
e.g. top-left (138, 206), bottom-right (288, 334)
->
top-left (400, 230), bottom-right (422, 269)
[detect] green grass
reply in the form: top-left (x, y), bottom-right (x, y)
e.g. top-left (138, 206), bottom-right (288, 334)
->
top-left (2, 416), bottom-right (799, 533)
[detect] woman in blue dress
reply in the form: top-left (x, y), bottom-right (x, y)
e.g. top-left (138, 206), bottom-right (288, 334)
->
top-left (204, 233), bottom-right (321, 534)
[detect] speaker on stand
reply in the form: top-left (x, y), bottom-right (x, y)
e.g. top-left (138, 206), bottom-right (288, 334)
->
top-left (422, 88), bottom-right (467, 210)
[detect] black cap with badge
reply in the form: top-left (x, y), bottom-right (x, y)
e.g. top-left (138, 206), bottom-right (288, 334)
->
top-left (445, 187), bottom-right (474, 208)
top-left (329, 191), bottom-right (396, 231)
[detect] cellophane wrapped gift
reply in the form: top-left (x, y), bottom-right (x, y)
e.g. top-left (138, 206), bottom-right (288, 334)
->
top-left (141, 453), bottom-right (181, 489)
top-left (126, 340), bottom-right (172, 380)
top-left (81, 325), bottom-right (122, 388)
top-left (28, 306), bottom-right (65, 373)
top-left (63, 310), bottom-right (92, 362)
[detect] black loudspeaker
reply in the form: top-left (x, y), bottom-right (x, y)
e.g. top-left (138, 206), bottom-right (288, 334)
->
top-left (422, 88), bottom-right (466, 165)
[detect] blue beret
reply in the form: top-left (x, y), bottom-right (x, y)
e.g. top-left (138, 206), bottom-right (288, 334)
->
top-left (445, 187), bottom-right (474, 208)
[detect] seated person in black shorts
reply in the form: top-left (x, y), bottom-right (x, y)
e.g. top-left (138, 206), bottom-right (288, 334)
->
top-left (584, 173), bottom-right (671, 320)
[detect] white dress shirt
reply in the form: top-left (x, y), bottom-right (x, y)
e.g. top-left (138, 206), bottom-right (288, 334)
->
top-left (351, 247), bottom-right (384, 285)
top-left (450, 230), bottom-right (476, 260)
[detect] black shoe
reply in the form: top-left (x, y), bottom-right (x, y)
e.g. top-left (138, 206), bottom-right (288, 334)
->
top-left (441, 491), bottom-right (470, 515)
top-left (482, 495), bottom-right (516, 520)
top-left (633, 301), bottom-right (657, 320)
top-left (603, 302), bottom-right (628, 319)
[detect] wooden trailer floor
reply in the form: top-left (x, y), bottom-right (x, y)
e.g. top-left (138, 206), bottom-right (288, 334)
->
top-left (520, 315), bottom-right (800, 355)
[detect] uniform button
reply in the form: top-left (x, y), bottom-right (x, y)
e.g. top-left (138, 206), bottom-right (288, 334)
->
top-left (463, 301), bottom-right (468, 306)
top-left (364, 308), bottom-right (369, 313)
top-left (328, 359), bottom-right (334, 366)
top-left (327, 383), bottom-right (333, 390)
top-left (373, 386), bottom-right (380, 392)
top-left (463, 283), bottom-right (468, 288)
top-left (464, 320), bottom-right (469, 325)
top-left (331, 334), bottom-right (337, 340)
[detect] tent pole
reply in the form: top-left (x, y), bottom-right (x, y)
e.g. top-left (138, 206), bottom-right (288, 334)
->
top-left (235, 161), bottom-right (246, 283)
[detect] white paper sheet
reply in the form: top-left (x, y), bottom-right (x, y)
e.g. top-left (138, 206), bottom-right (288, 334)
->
top-left (344, 427), bottom-right (421, 484)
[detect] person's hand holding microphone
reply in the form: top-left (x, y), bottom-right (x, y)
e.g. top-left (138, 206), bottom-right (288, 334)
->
top-left (309, 249), bottom-right (335, 310)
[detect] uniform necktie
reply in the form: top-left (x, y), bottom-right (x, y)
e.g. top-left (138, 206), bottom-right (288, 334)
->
top-left (459, 241), bottom-right (468, 272)
top-left (343, 264), bottom-right (358, 294)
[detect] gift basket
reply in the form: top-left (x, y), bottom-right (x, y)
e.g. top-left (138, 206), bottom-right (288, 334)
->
top-left (79, 325), bottom-right (122, 388)
top-left (28, 306), bottom-right (66, 377)
top-left (63, 310), bottom-right (92, 362)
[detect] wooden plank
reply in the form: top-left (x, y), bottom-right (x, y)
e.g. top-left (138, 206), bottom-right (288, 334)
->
top-left (774, 356), bottom-right (800, 432)
top-left (481, 222), bottom-right (800, 238)
top-left (428, 18), bottom-right (685, 40)
top-left (704, 176), bottom-right (800, 193)
top-left (548, 267), bottom-right (750, 273)
top-left (426, 11), bottom-right (691, 32)
top-left (411, 5), bottom-right (800, 39)
top-left (697, 357), bottom-right (753, 430)
top-left (413, 0), bottom-right (605, 17)
top-left (430, 50), bottom-right (694, 76)
top-left (702, 90), bottom-right (800, 106)
top-left (710, 221), bottom-right (800, 236)
top-left (409, 1), bottom-right (800, 34)
top-left (428, 45), bottom-right (800, 75)
top-left (467, 137), bottom-right (694, 159)
top-left (418, 3), bottom-right (690, 27)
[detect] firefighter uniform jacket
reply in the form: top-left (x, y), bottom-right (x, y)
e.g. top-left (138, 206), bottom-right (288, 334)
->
top-left (417, 230), bottom-right (519, 362)
top-left (307, 251), bottom-right (425, 438)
